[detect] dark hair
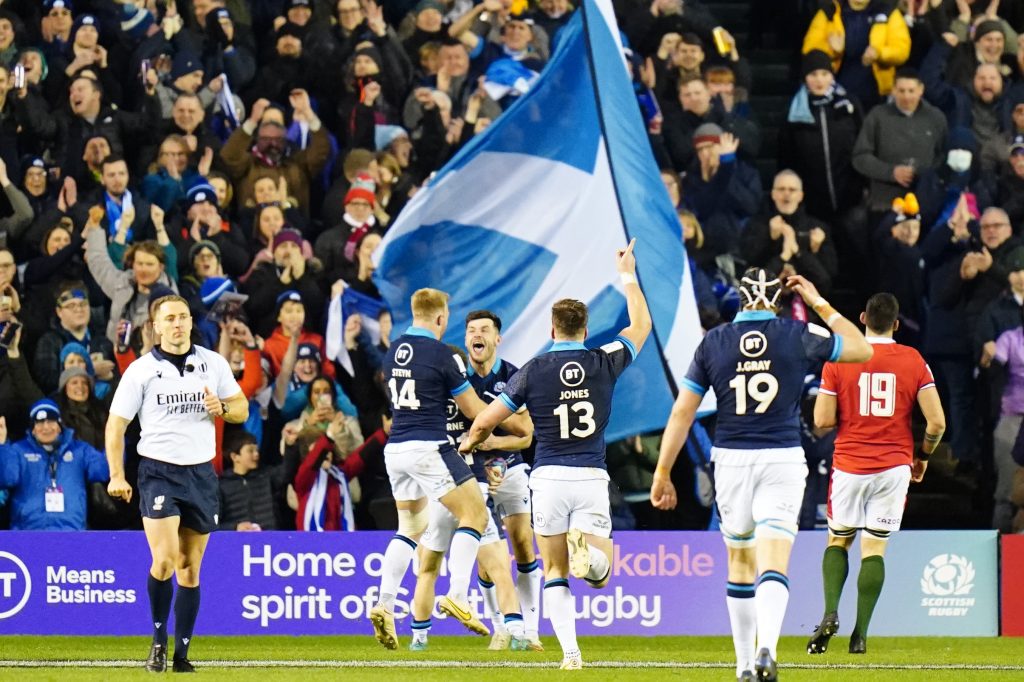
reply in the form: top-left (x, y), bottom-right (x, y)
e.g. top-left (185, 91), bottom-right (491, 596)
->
top-left (306, 374), bottom-right (338, 409)
top-left (679, 32), bottom-right (703, 48)
top-left (551, 299), bottom-right (588, 338)
top-left (864, 292), bottom-right (899, 333)
top-left (677, 74), bottom-right (706, 90)
top-left (894, 66), bottom-right (922, 84)
top-left (100, 154), bottom-right (128, 171)
top-left (465, 309), bottom-right (502, 331)
top-left (225, 430), bottom-right (258, 457)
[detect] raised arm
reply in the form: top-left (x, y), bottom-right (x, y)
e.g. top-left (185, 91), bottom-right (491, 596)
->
top-left (616, 238), bottom-right (653, 354)
top-left (787, 274), bottom-right (873, 363)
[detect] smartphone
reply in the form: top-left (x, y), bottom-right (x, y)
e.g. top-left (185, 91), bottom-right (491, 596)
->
top-left (140, 59), bottom-right (151, 87)
top-left (118, 319), bottom-right (133, 348)
top-left (13, 64), bottom-right (25, 89)
top-left (0, 321), bottom-right (21, 349)
top-left (318, 394), bottom-right (332, 408)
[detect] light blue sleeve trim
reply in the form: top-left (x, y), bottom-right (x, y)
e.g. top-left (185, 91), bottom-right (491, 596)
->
top-left (469, 37), bottom-right (485, 60)
top-left (498, 393), bottom-right (520, 412)
top-left (615, 335), bottom-right (638, 361)
top-left (681, 378), bottom-right (707, 397)
top-left (829, 335), bottom-right (843, 363)
top-left (451, 380), bottom-right (471, 397)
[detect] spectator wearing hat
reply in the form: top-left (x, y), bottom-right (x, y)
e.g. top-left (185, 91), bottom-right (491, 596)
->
top-left (54, 366), bottom-right (108, 449)
top-left (914, 126), bottom-right (995, 232)
top-left (334, 44), bottom-right (407, 150)
top-left (242, 203), bottom-right (314, 281)
top-left (55, 74), bottom-right (161, 184)
top-left (58, 338), bottom-right (114, 400)
top-left (140, 135), bottom-right (208, 212)
top-left (0, 398), bottom-right (109, 530)
top-left (39, 0), bottom-right (75, 62)
top-left (170, 183), bottom-right (249, 278)
top-left (18, 157), bottom-right (57, 228)
top-left (852, 67), bottom-right (948, 214)
top-left (401, 0), bottom-right (449, 64)
top-left (71, 133), bottom-right (110, 194)
top-left (802, 0), bottom-right (911, 110)
top-left (315, 173), bottom-right (378, 282)
top-left (221, 91), bottom-right (330, 216)
top-left (682, 124), bottom-right (761, 259)
top-left (996, 137), bottom-right (1024, 226)
top-left (33, 284), bottom-right (114, 394)
top-left (323, 0), bottom-right (409, 79)
top-left (247, 22), bottom-right (318, 106)
top-left (53, 13), bottom-right (122, 108)
top-left (874, 194), bottom-right (926, 348)
top-left (742, 169), bottom-right (837, 296)
top-left (778, 50), bottom-right (863, 227)
top-left (944, 14), bottom-right (1017, 90)
top-left (451, 9), bottom-right (546, 110)
top-left (402, 41), bottom-right (499, 134)
top-left (171, 2), bottom-right (256, 91)
top-left (243, 230), bottom-right (325, 337)
top-left (259, 288), bottom-right (332, 378)
top-left (153, 51), bottom-right (218, 121)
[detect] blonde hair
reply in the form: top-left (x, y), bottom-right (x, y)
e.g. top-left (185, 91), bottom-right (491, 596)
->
top-left (678, 209), bottom-right (704, 249)
top-left (411, 288), bottom-right (449, 320)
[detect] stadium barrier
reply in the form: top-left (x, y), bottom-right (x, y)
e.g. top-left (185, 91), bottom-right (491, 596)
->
top-left (0, 530), bottom-right (998, 636)
top-left (1002, 535), bottom-right (1024, 636)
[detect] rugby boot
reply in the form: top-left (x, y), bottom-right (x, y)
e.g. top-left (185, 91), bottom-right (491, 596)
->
top-left (559, 654), bottom-right (583, 670)
top-left (754, 647), bottom-right (778, 682)
top-left (807, 611), bottom-right (840, 654)
top-left (739, 672), bottom-right (755, 681)
top-left (524, 636), bottom-right (544, 651)
top-left (369, 604), bottom-right (399, 650)
top-left (439, 595), bottom-right (490, 636)
top-left (144, 643), bottom-right (167, 673)
top-left (566, 529), bottom-right (591, 579)
top-left (849, 632), bottom-right (867, 654)
top-left (409, 639), bottom-right (429, 652)
top-left (171, 658), bottom-right (196, 673)
top-left (489, 631), bottom-right (512, 650)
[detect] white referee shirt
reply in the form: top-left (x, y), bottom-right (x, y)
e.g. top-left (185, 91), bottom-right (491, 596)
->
top-left (109, 345), bottom-right (242, 465)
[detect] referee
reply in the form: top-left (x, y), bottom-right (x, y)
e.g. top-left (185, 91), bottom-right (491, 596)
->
top-left (105, 294), bottom-right (248, 673)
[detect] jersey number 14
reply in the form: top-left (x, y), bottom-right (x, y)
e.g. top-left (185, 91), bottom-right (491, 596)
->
top-left (388, 378), bottom-right (421, 410)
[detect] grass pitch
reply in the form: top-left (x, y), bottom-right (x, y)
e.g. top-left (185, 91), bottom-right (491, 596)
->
top-left (1, 635), bottom-right (1023, 681)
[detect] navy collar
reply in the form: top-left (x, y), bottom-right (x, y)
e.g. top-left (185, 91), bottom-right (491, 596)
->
top-left (404, 326), bottom-right (436, 339)
top-left (549, 341), bottom-right (587, 352)
top-left (468, 357), bottom-right (503, 376)
top-left (150, 345), bottom-right (195, 362)
top-left (733, 310), bottom-right (776, 323)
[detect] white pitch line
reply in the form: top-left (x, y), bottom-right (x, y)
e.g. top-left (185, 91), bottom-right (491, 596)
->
top-left (1, 660), bottom-right (1022, 671)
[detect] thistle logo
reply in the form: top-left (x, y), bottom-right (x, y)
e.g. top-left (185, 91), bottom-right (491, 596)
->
top-left (920, 553), bottom-right (976, 617)
top-left (0, 551), bottom-right (32, 619)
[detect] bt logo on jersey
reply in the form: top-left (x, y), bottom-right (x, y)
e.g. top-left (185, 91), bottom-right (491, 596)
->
top-left (739, 331), bottom-right (768, 359)
top-left (559, 362), bottom-right (586, 387)
top-left (395, 344), bottom-right (414, 367)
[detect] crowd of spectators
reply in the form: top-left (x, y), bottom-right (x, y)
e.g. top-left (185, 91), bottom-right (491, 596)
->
top-left (0, 0), bottom-right (1023, 533)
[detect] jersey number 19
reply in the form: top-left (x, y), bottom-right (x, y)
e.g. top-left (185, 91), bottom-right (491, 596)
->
top-left (728, 373), bottom-right (779, 414)
top-left (857, 372), bottom-right (895, 417)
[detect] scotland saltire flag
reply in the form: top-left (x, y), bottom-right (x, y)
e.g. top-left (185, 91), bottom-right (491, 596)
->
top-left (373, 0), bottom-right (702, 439)
top-left (326, 286), bottom-right (387, 376)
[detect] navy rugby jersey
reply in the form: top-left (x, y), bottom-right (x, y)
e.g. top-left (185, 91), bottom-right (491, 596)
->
top-left (499, 337), bottom-right (635, 470)
top-left (383, 327), bottom-right (471, 443)
top-left (683, 311), bottom-right (840, 449)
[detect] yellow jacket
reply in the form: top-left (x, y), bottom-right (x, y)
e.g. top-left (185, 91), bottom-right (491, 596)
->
top-left (802, 1), bottom-right (911, 95)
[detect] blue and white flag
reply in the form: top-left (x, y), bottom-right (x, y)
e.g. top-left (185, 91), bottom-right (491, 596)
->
top-left (373, 0), bottom-right (702, 440)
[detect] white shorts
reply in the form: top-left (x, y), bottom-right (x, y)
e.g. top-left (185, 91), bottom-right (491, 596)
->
top-left (714, 460), bottom-right (808, 547)
top-left (493, 464), bottom-right (532, 519)
top-left (421, 483), bottom-right (502, 552)
top-left (385, 440), bottom-right (474, 502)
top-left (828, 466), bottom-right (911, 536)
top-left (529, 466), bottom-right (611, 538)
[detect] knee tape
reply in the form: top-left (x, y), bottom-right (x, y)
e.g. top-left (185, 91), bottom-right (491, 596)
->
top-left (754, 519), bottom-right (798, 543)
top-left (721, 530), bottom-right (756, 549)
top-left (398, 507), bottom-right (429, 537)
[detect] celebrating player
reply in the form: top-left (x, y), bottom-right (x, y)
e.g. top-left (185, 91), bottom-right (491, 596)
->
top-left (105, 295), bottom-right (249, 672)
top-left (650, 269), bottom-right (873, 682)
top-left (807, 293), bottom-right (945, 656)
top-left (464, 310), bottom-right (543, 651)
top-left (461, 239), bottom-right (652, 670)
top-left (369, 288), bottom-right (530, 650)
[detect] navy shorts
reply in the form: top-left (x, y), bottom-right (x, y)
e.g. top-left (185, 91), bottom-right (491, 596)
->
top-left (137, 457), bottom-right (219, 534)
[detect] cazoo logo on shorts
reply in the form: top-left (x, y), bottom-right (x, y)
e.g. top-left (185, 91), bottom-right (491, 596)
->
top-left (920, 553), bottom-right (976, 617)
top-left (0, 551), bottom-right (32, 619)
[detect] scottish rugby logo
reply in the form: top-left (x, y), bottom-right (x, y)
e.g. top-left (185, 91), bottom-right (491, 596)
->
top-left (921, 554), bottom-right (975, 596)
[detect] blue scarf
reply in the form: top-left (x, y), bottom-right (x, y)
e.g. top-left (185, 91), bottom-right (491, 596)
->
top-left (104, 190), bottom-right (135, 241)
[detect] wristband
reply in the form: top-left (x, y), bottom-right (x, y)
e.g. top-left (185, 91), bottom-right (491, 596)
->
top-left (620, 272), bottom-right (638, 286)
top-left (654, 464), bottom-right (671, 479)
top-left (915, 447), bottom-right (930, 462)
top-left (811, 297), bottom-right (828, 311)
top-left (826, 312), bottom-right (842, 326)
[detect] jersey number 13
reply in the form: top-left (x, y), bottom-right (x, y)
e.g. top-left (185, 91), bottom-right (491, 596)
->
top-left (554, 401), bottom-right (596, 439)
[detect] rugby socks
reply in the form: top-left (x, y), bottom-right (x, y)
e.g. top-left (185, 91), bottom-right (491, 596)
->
top-left (726, 582), bottom-right (756, 676)
top-left (755, 571), bottom-right (790, 660)
top-left (411, 618), bottom-right (431, 645)
top-left (854, 556), bottom-right (885, 638)
top-left (148, 574), bottom-right (173, 646)
top-left (173, 585), bottom-right (201, 662)
top-left (378, 534), bottom-right (417, 610)
top-left (822, 546), bottom-right (850, 613)
top-left (516, 560), bottom-right (542, 638)
top-left (446, 528), bottom-right (482, 602)
top-left (585, 548), bottom-right (610, 584)
top-left (478, 576), bottom-right (506, 633)
top-left (543, 578), bottom-right (579, 657)
top-left (504, 613), bottom-right (525, 639)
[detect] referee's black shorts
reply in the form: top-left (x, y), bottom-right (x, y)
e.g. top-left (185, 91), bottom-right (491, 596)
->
top-left (137, 457), bottom-right (220, 534)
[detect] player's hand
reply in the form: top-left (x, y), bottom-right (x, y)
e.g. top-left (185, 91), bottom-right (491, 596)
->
top-left (785, 274), bottom-right (822, 307)
top-left (616, 237), bottom-right (637, 274)
top-left (107, 476), bottom-right (133, 502)
top-left (980, 341), bottom-right (997, 368)
top-left (203, 386), bottom-right (224, 416)
top-left (650, 476), bottom-right (677, 510)
top-left (458, 439), bottom-right (476, 456)
top-left (236, 521), bottom-right (260, 531)
top-left (911, 457), bottom-right (928, 482)
top-left (0, 416), bottom-right (7, 444)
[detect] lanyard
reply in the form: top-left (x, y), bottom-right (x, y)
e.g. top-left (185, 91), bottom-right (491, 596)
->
top-left (48, 453), bottom-right (59, 488)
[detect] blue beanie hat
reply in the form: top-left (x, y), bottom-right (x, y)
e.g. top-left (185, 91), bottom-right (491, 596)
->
top-left (30, 398), bottom-right (62, 423)
top-left (200, 276), bottom-right (235, 306)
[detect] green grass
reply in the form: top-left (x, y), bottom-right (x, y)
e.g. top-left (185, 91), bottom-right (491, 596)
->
top-left (1, 635), bottom-right (1023, 681)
